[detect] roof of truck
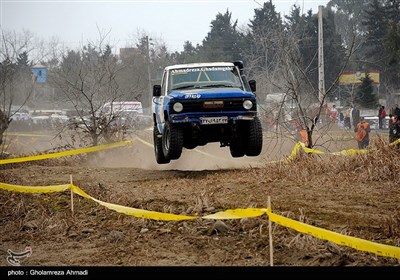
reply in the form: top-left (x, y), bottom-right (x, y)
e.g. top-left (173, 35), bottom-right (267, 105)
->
top-left (165, 62), bottom-right (235, 71)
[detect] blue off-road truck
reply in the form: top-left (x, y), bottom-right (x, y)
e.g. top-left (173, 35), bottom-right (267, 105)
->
top-left (152, 61), bottom-right (263, 164)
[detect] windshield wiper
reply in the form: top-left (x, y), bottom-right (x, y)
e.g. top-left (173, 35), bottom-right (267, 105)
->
top-left (200, 84), bottom-right (237, 88)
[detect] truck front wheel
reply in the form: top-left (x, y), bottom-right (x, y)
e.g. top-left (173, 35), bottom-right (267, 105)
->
top-left (154, 125), bottom-right (170, 164)
top-left (229, 135), bottom-right (245, 157)
top-left (162, 121), bottom-right (184, 160)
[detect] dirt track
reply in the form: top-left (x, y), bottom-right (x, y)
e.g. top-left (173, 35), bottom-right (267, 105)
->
top-left (1, 128), bottom-right (400, 268)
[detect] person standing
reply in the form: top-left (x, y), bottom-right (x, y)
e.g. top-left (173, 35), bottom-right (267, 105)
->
top-left (352, 106), bottom-right (360, 129)
top-left (394, 104), bottom-right (400, 118)
top-left (354, 117), bottom-right (371, 149)
top-left (330, 104), bottom-right (338, 123)
top-left (389, 116), bottom-right (400, 144)
top-left (349, 105), bottom-right (354, 129)
top-left (344, 107), bottom-right (351, 129)
top-left (378, 105), bottom-right (386, 129)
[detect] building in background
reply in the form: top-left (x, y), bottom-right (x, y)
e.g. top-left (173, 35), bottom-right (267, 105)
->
top-left (31, 64), bottom-right (47, 84)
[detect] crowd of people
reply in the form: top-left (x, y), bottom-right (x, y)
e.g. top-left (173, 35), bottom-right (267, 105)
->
top-left (320, 103), bottom-right (400, 149)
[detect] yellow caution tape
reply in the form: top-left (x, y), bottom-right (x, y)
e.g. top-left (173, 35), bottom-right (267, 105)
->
top-left (70, 184), bottom-right (197, 221)
top-left (286, 142), bottom-right (303, 162)
top-left (287, 141), bottom-right (375, 161)
top-left (0, 182), bottom-right (71, 193)
top-left (331, 149), bottom-right (369, 156)
top-left (3, 133), bottom-right (396, 166)
top-left (301, 146), bottom-right (325, 155)
top-left (389, 138), bottom-right (400, 146)
top-left (266, 208), bottom-right (400, 259)
top-left (1, 180), bottom-right (400, 259)
top-left (0, 139), bottom-right (135, 165)
top-left (202, 208), bottom-right (267, 219)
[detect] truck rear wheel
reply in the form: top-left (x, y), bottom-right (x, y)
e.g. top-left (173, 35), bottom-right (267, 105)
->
top-left (162, 121), bottom-right (184, 160)
top-left (245, 116), bottom-right (263, 156)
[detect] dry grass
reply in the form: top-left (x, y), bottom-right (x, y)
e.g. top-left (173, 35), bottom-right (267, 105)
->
top-left (1, 140), bottom-right (400, 266)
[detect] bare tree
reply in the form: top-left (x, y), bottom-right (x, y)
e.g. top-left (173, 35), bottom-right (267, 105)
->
top-left (269, 28), bottom-right (357, 150)
top-left (50, 29), bottom-right (135, 146)
top-left (0, 29), bottom-right (36, 150)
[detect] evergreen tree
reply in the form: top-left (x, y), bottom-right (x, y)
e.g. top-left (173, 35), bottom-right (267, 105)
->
top-left (323, 8), bottom-right (347, 100)
top-left (197, 9), bottom-right (245, 62)
top-left (285, 6), bottom-right (345, 99)
top-left (383, 3), bottom-right (400, 91)
top-left (16, 51), bottom-right (30, 68)
top-left (16, 51), bottom-right (31, 81)
top-left (328, 0), bottom-right (372, 48)
top-left (385, 21), bottom-right (400, 87)
top-left (362, 0), bottom-right (388, 70)
top-left (295, 10), bottom-right (318, 88)
top-left (247, 0), bottom-right (282, 72)
top-left (362, 0), bottom-right (400, 97)
top-left (175, 41), bottom-right (199, 64)
top-left (355, 72), bottom-right (378, 108)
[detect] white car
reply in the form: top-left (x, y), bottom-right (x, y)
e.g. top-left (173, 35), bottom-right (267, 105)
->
top-left (11, 112), bottom-right (32, 121)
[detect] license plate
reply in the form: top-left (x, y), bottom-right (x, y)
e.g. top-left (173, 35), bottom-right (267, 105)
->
top-left (200, 116), bottom-right (228, 125)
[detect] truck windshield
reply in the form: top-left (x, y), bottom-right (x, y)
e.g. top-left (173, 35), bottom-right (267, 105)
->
top-left (168, 66), bottom-right (243, 93)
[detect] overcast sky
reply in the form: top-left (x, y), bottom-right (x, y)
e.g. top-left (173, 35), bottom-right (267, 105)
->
top-left (1, 0), bottom-right (329, 53)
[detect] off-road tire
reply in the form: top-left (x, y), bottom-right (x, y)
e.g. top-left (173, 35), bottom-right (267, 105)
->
top-left (162, 121), bottom-right (184, 160)
top-left (229, 135), bottom-right (245, 157)
top-left (154, 124), bottom-right (170, 164)
top-left (245, 116), bottom-right (263, 156)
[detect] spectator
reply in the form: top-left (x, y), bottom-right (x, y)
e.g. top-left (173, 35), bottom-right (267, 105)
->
top-left (324, 103), bottom-right (331, 124)
top-left (344, 107), bottom-right (351, 129)
top-left (292, 119), bottom-right (308, 146)
top-left (349, 105), bottom-right (354, 128)
top-left (394, 104), bottom-right (400, 118)
top-left (330, 104), bottom-right (338, 123)
top-left (352, 106), bottom-right (360, 129)
top-left (389, 116), bottom-right (400, 144)
top-left (378, 105), bottom-right (386, 129)
top-left (354, 116), bottom-right (371, 149)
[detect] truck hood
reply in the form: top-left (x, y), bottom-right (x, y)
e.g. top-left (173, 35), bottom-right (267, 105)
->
top-left (169, 88), bottom-right (255, 100)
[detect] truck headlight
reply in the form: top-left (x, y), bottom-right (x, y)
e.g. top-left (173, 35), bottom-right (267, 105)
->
top-left (173, 102), bottom-right (183, 112)
top-left (243, 100), bottom-right (253, 110)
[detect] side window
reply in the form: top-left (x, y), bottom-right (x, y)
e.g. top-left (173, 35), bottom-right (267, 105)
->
top-left (161, 71), bottom-right (167, 95)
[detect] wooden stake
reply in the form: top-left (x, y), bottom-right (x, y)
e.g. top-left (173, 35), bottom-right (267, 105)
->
top-left (70, 175), bottom-right (74, 215)
top-left (268, 196), bottom-right (273, 266)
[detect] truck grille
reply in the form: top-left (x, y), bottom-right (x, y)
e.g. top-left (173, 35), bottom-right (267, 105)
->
top-left (172, 98), bottom-right (256, 113)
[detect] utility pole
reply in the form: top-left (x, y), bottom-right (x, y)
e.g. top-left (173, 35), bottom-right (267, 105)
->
top-left (318, 5), bottom-right (325, 105)
top-left (146, 36), bottom-right (152, 112)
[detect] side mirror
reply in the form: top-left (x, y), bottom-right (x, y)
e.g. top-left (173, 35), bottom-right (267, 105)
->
top-left (248, 80), bottom-right (256, 93)
top-left (153, 85), bottom-right (161, 97)
top-left (233, 61), bottom-right (244, 70)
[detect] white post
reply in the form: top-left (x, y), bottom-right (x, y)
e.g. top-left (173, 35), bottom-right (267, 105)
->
top-left (70, 175), bottom-right (74, 214)
top-left (146, 36), bottom-right (152, 111)
top-left (318, 5), bottom-right (325, 105)
top-left (268, 196), bottom-right (274, 266)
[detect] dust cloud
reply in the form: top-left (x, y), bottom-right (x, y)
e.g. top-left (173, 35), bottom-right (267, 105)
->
top-left (6, 127), bottom-right (308, 170)
top-left (90, 131), bottom-right (298, 171)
